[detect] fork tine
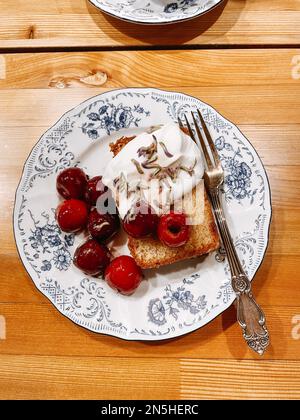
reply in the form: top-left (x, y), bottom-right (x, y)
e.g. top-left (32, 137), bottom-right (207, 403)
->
top-left (183, 114), bottom-right (198, 146)
top-left (191, 112), bottom-right (213, 170)
top-left (178, 116), bottom-right (184, 130)
top-left (197, 109), bottom-right (221, 166)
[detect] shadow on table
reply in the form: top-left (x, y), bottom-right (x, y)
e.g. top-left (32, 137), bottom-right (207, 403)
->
top-left (86, 0), bottom-right (245, 46)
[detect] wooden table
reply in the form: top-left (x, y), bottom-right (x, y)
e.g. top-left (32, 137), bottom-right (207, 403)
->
top-left (0, 0), bottom-right (300, 400)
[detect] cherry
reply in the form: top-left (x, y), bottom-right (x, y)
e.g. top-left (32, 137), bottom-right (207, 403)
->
top-left (88, 209), bottom-right (120, 242)
top-left (73, 239), bottom-right (110, 276)
top-left (158, 212), bottom-right (190, 248)
top-left (123, 201), bottom-right (159, 239)
top-left (56, 167), bottom-right (87, 200)
top-left (84, 176), bottom-right (109, 206)
top-left (105, 256), bottom-right (143, 295)
top-left (56, 199), bottom-right (88, 233)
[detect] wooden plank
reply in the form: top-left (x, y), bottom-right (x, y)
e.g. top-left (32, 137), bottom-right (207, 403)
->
top-left (0, 50), bottom-right (299, 89)
top-left (0, 0), bottom-right (298, 14)
top-left (0, 1), bottom-right (299, 48)
top-left (0, 86), bottom-right (300, 127)
top-left (0, 49), bottom-right (298, 128)
top-left (0, 302), bottom-right (299, 360)
top-left (0, 355), bottom-right (180, 400)
top-left (180, 359), bottom-right (300, 400)
top-left (240, 125), bottom-right (300, 166)
top-left (0, 354), bottom-right (299, 400)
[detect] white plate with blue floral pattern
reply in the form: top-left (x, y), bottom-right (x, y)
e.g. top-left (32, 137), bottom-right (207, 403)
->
top-left (14, 88), bottom-right (271, 341)
top-left (89, 0), bottom-right (223, 25)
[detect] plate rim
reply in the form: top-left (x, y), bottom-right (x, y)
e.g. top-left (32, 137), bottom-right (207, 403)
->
top-left (88, 0), bottom-right (225, 26)
top-left (13, 87), bottom-right (272, 342)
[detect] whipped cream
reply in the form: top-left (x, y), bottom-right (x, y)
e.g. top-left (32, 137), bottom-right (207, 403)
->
top-left (102, 123), bottom-right (204, 218)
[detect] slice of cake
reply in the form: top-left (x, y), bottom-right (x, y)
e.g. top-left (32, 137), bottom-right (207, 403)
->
top-left (103, 123), bottom-right (219, 269)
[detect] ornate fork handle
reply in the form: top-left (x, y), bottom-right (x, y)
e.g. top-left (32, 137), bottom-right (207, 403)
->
top-left (210, 190), bottom-right (270, 355)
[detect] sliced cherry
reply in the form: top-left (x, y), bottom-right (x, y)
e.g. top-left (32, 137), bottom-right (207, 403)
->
top-left (158, 212), bottom-right (189, 248)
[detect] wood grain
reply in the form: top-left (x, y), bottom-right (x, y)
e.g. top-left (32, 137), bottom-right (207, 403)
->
top-left (0, 50), bottom-right (299, 89)
top-left (1, 48), bottom-right (300, 399)
top-left (0, 302), bottom-right (299, 360)
top-left (0, 86), bottom-right (300, 126)
top-left (0, 0), bottom-right (299, 49)
top-left (0, 355), bottom-right (180, 400)
top-left (0, 355), bottom-right (298, 400)
top-left (180, 359), bottom-right (300, 400)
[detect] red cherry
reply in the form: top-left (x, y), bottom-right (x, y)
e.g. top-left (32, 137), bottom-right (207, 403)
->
top-left (56, 167), bottom-right (87, 200)
top-left (158, 212), bottom-right (190, 248)
top-left (123, 201), bottom-right (159, 239)
top-left (56, 199), bottom-right (88, 233)
top-left (84, 176), bottom-right (109, 206)
top-left (88, 209), bottom-right (120, 242)
top-left (105, 256), bottom-right (143, 295)
top-left (73, 239), bottom-right (110, 276)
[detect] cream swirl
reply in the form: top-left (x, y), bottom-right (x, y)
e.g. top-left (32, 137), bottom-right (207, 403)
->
top-left (102, 123), bottom-right (204, 218)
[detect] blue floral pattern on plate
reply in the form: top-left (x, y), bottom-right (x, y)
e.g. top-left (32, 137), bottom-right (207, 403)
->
top-left (164, 0), bottom-right (197, 14)
top-left (19, 200), bottom-right (75, 276)
top-left (148, 284), bottom-right (207, 326)
top-left (14, 88), bottom-right (271, 341)
top-left (215, 136), bottom-right (255, 203)
top-left (89, 0), bottom-right (223, 25)
top-left (81, 102), bottom-right (150, 138)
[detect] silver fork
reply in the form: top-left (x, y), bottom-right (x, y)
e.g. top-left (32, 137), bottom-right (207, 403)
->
top-left (180, 109), bottom-right (270, 356)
